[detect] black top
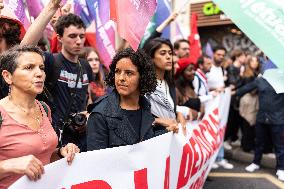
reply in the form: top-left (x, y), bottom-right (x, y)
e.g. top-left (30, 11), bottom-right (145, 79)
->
top-left (121, 109), bottom-right (142, 137)
top-left (226, 64), bottom-right (242, 87)
top-left (87, 90), bottom-right (167, 150)
top-left (44, 52), bottom-right (94, 129)
top-left (236, 77), bottom-right (284, 125)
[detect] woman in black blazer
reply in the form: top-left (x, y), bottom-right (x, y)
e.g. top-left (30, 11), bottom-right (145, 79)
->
top-left (87, 48), bottom-right (174, 150)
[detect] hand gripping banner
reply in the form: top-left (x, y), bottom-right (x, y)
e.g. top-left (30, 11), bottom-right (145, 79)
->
top-left (10, 89), bottom-right (231, 189)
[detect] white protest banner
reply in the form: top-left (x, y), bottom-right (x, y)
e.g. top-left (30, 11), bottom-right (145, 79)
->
top-left (10, 89), bottom-right (231, 189)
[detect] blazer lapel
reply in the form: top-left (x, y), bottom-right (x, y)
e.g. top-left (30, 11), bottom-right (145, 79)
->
top-left (140, 109), bottom-right (154, 140)
top-left (112, 112), bottom-right (140, 145)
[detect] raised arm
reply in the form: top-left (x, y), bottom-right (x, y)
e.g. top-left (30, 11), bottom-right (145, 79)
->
top-left (143, 12), bottom-right (178, 47)
top-left (20, 0), bottom-right (61, 46)
top-left (156, 12), bottom-right (178, 33)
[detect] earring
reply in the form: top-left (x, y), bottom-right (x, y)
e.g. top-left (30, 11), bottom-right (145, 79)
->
top-left (8, 85), bottom-right (11, 96)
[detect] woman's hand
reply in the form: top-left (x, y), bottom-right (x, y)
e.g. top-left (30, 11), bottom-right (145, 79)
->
top-left (177, 112), bottom-right (187, 136)
top-left (59, 143), bottom-right (80, 165)
top-left (49, 0), bottom-right (62, 9)
top-left (2, 155), bottom-right (44, 181)
top-left (165, 119), bottom-right (179, 133)
top-left (154, 118), bottom-right (179, 133)
top-left (166, 12), bottom-right (178, 23)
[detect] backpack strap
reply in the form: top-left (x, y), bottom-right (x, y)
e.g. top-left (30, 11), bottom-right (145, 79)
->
top-left (39, 101), bottom-right (51, 123)
top-left (39, 101), bottom-right (49, 115)
top-left (45, 53), bottom-right (63, 93)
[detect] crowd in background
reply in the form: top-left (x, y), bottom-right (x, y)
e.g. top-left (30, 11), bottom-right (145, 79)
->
top-left (0, 0), bottom-right (284, 188)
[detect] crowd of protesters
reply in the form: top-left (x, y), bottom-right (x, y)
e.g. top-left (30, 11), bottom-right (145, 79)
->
top-left (0, 0), bottom-right (284, 187)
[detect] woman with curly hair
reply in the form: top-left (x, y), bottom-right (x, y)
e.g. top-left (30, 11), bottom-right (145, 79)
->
top-left (87, 48), bottom-right (168, 150)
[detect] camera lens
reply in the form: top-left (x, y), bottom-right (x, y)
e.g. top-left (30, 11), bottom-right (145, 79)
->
top-left (74, 113), bottom-right (87, 126)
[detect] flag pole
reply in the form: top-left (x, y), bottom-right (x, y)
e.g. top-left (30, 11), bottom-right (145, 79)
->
top-left (170, 0), bottom-right (176, 42)
top-left (177, 0), bottom-right (190, 13)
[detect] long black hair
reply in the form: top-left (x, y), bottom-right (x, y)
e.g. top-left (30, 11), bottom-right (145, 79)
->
top-left (143, 38), bottom-right (175, 86)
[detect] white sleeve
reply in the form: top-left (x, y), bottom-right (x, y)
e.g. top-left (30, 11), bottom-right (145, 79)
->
top-left (176, 106), bottom-right (190, 117)
top-left (198, 94), bottom-right (213, 103)
top-left (193, 75), bottom-right (199, 95)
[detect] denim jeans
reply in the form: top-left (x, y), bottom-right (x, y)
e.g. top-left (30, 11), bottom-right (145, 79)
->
top-left (216, 143), bottom-right (225, 162)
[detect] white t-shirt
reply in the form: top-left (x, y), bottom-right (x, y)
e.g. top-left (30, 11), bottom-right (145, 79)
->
top-left (206, 64), bottom-right (225, 90)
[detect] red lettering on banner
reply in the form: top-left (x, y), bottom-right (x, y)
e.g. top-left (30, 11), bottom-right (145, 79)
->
top-left (134, 168), bottom-right (148, 189)
top-left (201, 119), bottom-right (217, 133)
top-left (164, 156), bottom-right (170, 189)
top-left (193, 135), bottom-right (210, 174)
top-left (208, 108), bottom-right (219, 128)
top-left (199, 123), bottom-right (217, 152)
top-left (176, 144), bottom-right (194, 188)
top-left (190, 166), bottom-right (208, 189)
top-left (193, 128), bottom-right (213, 155)
top-left (68, 180), bottom-right (112, 189)
top-left (188, 137), bottom-right (202, 179)
top-left (192, 131), bottom-right (211, 166)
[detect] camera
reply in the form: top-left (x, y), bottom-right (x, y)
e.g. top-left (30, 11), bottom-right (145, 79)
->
top-left (69, 113), bottom-right (87, 127)
top-left (59, 113), bottom-right (87, 135)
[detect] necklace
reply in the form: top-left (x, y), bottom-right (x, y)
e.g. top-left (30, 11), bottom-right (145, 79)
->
top-left (9, 97), bottom-right (41, 126)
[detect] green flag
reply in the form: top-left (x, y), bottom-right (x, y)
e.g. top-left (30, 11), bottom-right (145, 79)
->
top-left (212, 0), bottom-right (284, 72)
top-left (213, 0), bottom-right (284, 93)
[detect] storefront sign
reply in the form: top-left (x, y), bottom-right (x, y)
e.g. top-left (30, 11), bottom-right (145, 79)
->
top-left (203, 2), bottom-right (221, 16)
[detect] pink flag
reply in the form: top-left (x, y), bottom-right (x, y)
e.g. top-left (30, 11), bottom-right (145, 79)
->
top-left (111, 0), bottom-right (157, 50)
top-left (1, 1), bottom-right (26, 39)
top-left (188, 13), bottom-right (202, 64)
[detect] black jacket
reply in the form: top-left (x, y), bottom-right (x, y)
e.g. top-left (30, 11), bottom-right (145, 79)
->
top-left (236, 77), bottom-right (284, 125)
top-left (87, 91), bottom-right (166, 150)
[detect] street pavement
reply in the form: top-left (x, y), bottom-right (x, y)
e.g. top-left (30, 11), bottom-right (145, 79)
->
top-left (204, 160), bottom-right (284, 189)
top-left (203, 146), bottom-right (284, 189)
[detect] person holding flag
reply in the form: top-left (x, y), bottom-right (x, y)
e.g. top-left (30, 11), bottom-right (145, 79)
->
top-left (143, 12), bottom-right (179, 48)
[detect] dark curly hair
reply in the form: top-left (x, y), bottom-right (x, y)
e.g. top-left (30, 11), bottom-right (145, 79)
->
top-left (142, 38), bottom-right (175, 86)
top-left (106, 48), bottom-right (157, 95)
top-left (55, 13), bottom-right (86, 36)
top-left (0, 18), bottom-right (21, 48)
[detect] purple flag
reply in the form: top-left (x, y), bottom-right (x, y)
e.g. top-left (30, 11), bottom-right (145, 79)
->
top-left (4, 0), bottom-right (30, 29)
top-left (205, 42), bottom-right (214, 59)
top-left (25, 0), bottom-right (43, 18)
top-left (86, 0), bottom-right (116, 68)
top-left (73, 0), bottom-right (92, 27)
